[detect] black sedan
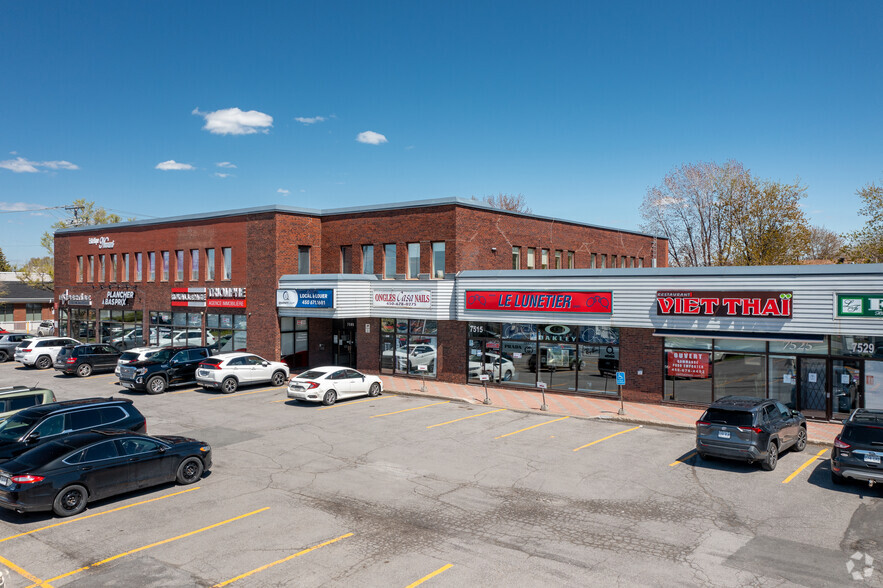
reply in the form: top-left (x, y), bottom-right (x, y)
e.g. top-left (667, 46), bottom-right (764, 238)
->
top-left (0, 430), bottom-right (211, 517)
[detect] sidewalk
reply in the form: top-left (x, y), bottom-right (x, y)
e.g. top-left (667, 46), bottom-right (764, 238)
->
top-left (380, 375), bottom-right (843, 446)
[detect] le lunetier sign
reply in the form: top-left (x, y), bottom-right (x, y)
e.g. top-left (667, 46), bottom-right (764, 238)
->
top-left (656, 291), bottom-right (793, 318)
top-left (465, 291), bottom-right (612, 313)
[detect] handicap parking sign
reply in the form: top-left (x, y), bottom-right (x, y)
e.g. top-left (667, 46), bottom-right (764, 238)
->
top-left (616, 371), bottom-right (626, 386)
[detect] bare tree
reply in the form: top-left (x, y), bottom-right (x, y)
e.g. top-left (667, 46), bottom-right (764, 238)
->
top-left (478, 193), bottom-right (532, 214)
top-left (843, 180), bottom-right (883, 263)
top-left (803, 226), bottom-right (844, 261)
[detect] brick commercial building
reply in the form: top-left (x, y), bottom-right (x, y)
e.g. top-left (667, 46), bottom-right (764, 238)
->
top-left (0, 272), bottom-right (53, 333)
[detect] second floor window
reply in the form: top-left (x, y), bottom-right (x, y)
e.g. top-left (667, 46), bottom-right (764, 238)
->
top-left (88, 255), bottom-right (94, 281)
top-left (298, 246), bottom-right (310, 274)
top-left (122, 253), bottom-right (129, 282)
top-left (527, 248), bottom-right (535, 270)
top-left (568, 251), bottom-right (574, 269)
top-left (541, 249), bottom-right (549, 270)
top-left (554, 250), bottom-right (561, 270)
top-left (512, 247), bottom-right (521, 270)
top-left (340, 246), bottom-right (352, 273)
top-left (148, 252), bottom-right (156, 281)
top-left (362, 245), bottom-right (374, 274)
top-left (190, 249), bottom-right (199, 280)
top-left (591, 253), bottom-right (596, 269)
top-left (161, 251), bottom-right (169, 281)
top-left (222, 247), bottom-right (232, 280)
top-left (110, 254), bottom-right (117, 282)
top-left (407, 243), bottom-right (420, 279)
top-left (176, 250), bottom-right (184, 281)
top-left (206, 248), bottom-right (215, 280)
top-left (135, 252), bottom-right (142, 281)
top-left (384, 244), bottom-right (396, 278)
top-left (431, 242), bottom-right (445, 278)
top-left (76, 256), bottom-right (83, 282)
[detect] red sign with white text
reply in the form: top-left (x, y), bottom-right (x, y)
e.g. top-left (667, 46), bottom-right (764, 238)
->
top-left (656, 291), bottom-right (792, 318)
top-left (465, 291), bottom-right (612, 313)
top-left (667, 351), bottom-right (710, 378)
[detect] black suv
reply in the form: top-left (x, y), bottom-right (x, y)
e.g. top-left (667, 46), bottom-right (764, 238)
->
top-left (831, 409), bottom-right (883, 487)
top-left (55, 344), bottom-right (122, 377)
top-left (0, 397), bottom-right (147, 463)
top-left (118, 346), bottom-right (211, 394)
top-left (695, 396), bottom-right (807, 471)
top-left (0, 333), bottom-right (30, 363)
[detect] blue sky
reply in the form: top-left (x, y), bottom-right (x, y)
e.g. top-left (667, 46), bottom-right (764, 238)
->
top-left (1, 1), bottom-right (881, 265)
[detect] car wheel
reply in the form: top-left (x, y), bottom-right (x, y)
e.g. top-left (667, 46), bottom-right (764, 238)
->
top-left (176, 457), bottom-right (204, 484)
top-left (322, 390), bottom-right (337, 406)
top-left (503, 370), bottom-right (513, 381)
top-left (368, 383), bottom-right (381, 397)
top-left (271, 371), bottom-right (287, 387)
top-left (831, 470), bottom-right (846, 485)
top-left (146, 376), bottom-right (167, 395)
top-left (53, 484), bottom-right (88, 517)
top-left (0, 350), bottom-right (7, 362)
top-left (36, 355), bottom-right (52, 370)
top-left (76, 363), bottom-right (93, 377)
top-left (794, 427), bottom-right (807, 452)
top-left (221, 377), bottom-right (238, 394)
top-left (761, 442), bottom-right (779, 471)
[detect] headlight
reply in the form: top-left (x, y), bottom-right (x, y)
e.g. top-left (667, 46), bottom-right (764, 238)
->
top-left (135, 368), bottom-right (148, 376)
top-left (199, 445), bottom-right (210, 452)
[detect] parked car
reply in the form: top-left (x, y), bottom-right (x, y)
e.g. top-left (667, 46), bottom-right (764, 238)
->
top-left (0, 386), bottom-right (56, 420)
top-left (118, 346), bottom-right (211, 394)
top-left (695, 396), bottom-right (807, 471)
top-left (115, 347), bottom-right (162, 377)
top-left (196, 352), bottom-right (290, 394)
top-left (0, 430), bottom-right (211, 517)
top-left (35, 320), bottom-right (56, 337)
top-left (287, 367), bottom-right (382, 406)
top-left (0, 398), bottom-right (147, 463)
top-left (831, 408), bottom-right (883, 487)
top-left (468, 352), bottom-right (516, 381)
top-left (0, 332), bottom-right (31, 363)
top-left (14, 337), bottom-right (81, 369)
top-left (54, 344), bottom-right (122, 377)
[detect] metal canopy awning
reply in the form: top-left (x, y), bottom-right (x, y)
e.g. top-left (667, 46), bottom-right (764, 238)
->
top-left (652, 329), bottom-right (825, 343)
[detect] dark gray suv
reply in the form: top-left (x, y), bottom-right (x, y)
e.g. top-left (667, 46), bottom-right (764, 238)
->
top-left (696, 396), bottom-right (807, 471)
top-left (0, 333), bottom-right (30, 363)
top-left (831, 409), bottom-right (883, 487)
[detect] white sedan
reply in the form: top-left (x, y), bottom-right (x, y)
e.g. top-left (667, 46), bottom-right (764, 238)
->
top-left (197, 352), bottom-right (290, 393)
top-left (287, 366), bottom-right (382, 405)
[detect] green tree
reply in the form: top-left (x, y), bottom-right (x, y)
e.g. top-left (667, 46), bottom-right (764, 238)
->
top-left (0, 247), bottom-right (12, 272)
top-left (843, 180), bottom-right (883, 263)
top-left (17, 256), bottom-right (54, 290)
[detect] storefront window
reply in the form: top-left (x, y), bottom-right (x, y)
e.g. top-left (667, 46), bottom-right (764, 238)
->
top-left (831, 335), bottom-right (883, 358)
top-left (380, 318), bottom-right (437, 378)
top-left (281, 317), bottom-right (308, 368)
top-left (206, 313), bottom-right (247, 353)
top-left (69, 308), bottom-right (98, 343)
top-left (713, 339), bottom-right (767, 352)
top-left (100, 310), bottom-right (144, 350)
top-left (768, 356), bottom-right (797, 408)
top-left (150, 310), bottom-right (203, 347)
top-left (664, 336), bottom-right (712, 351)
top-left (713, 353), bottom-right (765, 398)
top-left (665, 349), bottom-right (713, 404)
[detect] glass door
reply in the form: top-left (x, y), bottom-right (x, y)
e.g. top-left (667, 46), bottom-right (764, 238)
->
top-left (865, 361), bottom-right (883, 410)
top-left (332, 319), bottom-right (356, 368)
top-left (798, 357), bottom-right (828, 419)
top-left (832, 359), bottom-right (862, 419)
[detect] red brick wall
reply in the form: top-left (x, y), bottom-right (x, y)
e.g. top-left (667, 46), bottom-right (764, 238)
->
top-left (356, 317), bottom-right (380, 373)
top-left (619, 327), bottom-right (664, 404)
top-left (438, 320), bottom-right (467, 383)
top-left (309, 318), bottom-right (333, 366)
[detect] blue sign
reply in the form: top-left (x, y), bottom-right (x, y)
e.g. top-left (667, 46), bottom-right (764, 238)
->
top-left (615, 371), bottom-right (626, 386)
top-left (277, 289), bottom-right (334, 309)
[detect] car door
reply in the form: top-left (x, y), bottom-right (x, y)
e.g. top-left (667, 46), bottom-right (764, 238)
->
top-left (68, 440), bottom-right (132, 499)
top-left (93, 345), bottom-right (117, 371)
top-left (248, 355), bottom-right (274, 383)
top-left (117, 437), bottom-right (176, 489)
top-left (226, 356), bottom-right (250, 382)
top-left (168, 351), bottom-right (191, 385)
top-left (344, 369), bottom-right (368, 395)
top-left (761, 404), bottom-right (787, 444)
top-left (774, 401), bottom-right (799, 446)
top-left (328, 370), bottom-right (352, 397)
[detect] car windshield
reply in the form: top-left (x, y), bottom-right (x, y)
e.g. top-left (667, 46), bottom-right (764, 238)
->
top-left (119, 352), bottom-right (140, 361)
top-left (0, 414), bottom-right (38, 442)
top-left (295, 370), bottom-right (329, 379)
top-left (701, 408), bottom-right (754, 427)
top-left (841, 425), bottom-right (883, 446)
top-left (149, 349), bottom-right (175, 363)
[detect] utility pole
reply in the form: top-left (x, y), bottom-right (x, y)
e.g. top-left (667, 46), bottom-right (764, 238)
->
top-left (64, 204), bottom-right (85, 226)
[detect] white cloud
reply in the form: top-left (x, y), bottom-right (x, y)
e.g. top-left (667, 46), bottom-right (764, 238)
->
top-left (192, 107), bottom-right (273, 135)
top-left (0, 156), bottom-right (79, 173)
top-left (277, 188), bottom-right (290, 195)
top-left (216, 161), bottom-right (237, 168)
top-left (0, 201), bottom-right (48, 212)
top-left (155, 160), bottom-right (195, 171)
top-left (214, 173), bottom-right (232, 178)
top-left (295, 116), bottom-right (326, 125)
top-left (356, 131), bottom-right (388, 145)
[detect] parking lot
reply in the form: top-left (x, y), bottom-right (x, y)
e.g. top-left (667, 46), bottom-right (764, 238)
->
top-left (0, 360), bottom-right (881, 587)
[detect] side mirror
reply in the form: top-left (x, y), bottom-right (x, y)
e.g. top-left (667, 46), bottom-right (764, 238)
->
top-left (158, 446), bottom-right (167, 453)
top-left (25, 431), bottom-right (40, 443)
top-left (262, 361), bottom-right (269, 367)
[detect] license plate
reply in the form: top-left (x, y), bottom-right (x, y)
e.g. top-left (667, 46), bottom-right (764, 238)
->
top-left (865, 453), bottom-right (881, 464)
top-left (718, 431), bottom-right (731, 439)
top-left (121, 382), bottom-right (134, 389)
top-left (290, 386), bottom-right (304, 392)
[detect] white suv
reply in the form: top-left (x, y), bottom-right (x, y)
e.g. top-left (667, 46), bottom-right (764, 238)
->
top-left (14, 337), bottom-right (81, 369)
top-left (196, 352), bottom-right (290, 394)
top-left (115, 346), bottom-right (162, 377)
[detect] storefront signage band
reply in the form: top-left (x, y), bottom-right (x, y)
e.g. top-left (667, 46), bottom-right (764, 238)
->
top-left (59, 289), bottom-right (92, 307)
top-left (373, 290), bottom-right (431, 309)
top-left (102, 290), bottom-right (135, 307)
top-left (276, 289), bottom-right (335, 309)
top-left (465, 291), bottom-right (612, 313)
top-left (656, 291), bottom-right (792, 318)
top-left (837, 294), bottom-right (883, 318)
top-left (172, 287), bottom-right (247, 309)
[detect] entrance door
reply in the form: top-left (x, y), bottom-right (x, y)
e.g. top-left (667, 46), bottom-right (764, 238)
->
top-left (332, 319), bottom-right (356, 368)
top-left (798, 357), bottom-right (827, 419)
top-left (865, 361), bottom-right (883, 410)
top-left (832, 359), bottom-right (862, 419)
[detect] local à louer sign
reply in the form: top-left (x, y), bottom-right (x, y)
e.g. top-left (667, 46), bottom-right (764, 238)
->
top-left (465, 291), bottom-right (612, 313)
top-left (656, 291), bottom-right (792, 318)
top-left (172, 287), bottom-right (247, 308)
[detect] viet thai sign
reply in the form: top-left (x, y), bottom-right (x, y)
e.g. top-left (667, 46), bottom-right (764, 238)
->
top-left (102, 290), bottom-right (135, 307)
top-left (373, 290), bottom-right (432, 309)
top-left (836, 294), bottom-right (883, 318)
top-left (59, 289), bottom-right (92, 306)
top-left (172, 287), bottom-right (247, 308)
top-left (276, 289), bottom-right (334, 309)
top-left (656, 291), bottom-right (792, 318)
top-left (667, 351), bottom-right (710, 378)
top-left (465, 291), bottom-right (612, 313)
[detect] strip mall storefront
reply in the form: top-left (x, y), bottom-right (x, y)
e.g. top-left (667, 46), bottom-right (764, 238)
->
top-left (279, 265), bottom-right (883, 421)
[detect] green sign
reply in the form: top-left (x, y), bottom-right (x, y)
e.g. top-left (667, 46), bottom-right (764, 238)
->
top-left (837, 294), bottom-right (883, 318)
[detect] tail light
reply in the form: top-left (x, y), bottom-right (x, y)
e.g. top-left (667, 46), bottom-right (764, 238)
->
top-left (199, 363), bottom-right (220, 370)
top-left (22, 349), bottom-right (32, 353)
top-left (695, 420), bottom-right (709, 427)
top-left (292, 381), bottom-right (320, 390)
top-left (834, 436), bottom-right (851, 450)
top-left (11, 474), bottom-right (44, 484)
top-left (737, 426), bottom-right (764, 434)
top-left (66, 357), bottom-right (77, 364)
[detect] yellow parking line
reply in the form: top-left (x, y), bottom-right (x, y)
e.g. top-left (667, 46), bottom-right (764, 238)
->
top-left (405, 563), bottom-right (454, 588)
top-left (371, 401), bottom-right (450, 418)
top-left (28, 507), bottom-right (269, 587)
top-left (209, 386), bottom-right (278, 399)
top-left (212, 532), bottom-right (353, 587)
top-left (670, 451), bottom-right (697, 467)
top-left (573, 426), bottom-right (641, 452)
top-left (318, 395), bottom-right (394, 410)
top-left (782, 448), bottom-right (828, 484)
top-left (168, 387), bottom-right (200, 395)
top-left (0, 555), bottom-right (49, 588)
top-left (495, 416), bottom-right (570, 439)
top-left (0, 487), bottom-right (200, 544)
top-left (427, 409), bottom-right (506, 429)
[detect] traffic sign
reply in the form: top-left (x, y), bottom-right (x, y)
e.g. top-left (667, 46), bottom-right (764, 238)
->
top-left (616, 371), bottom-right (626, 386)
